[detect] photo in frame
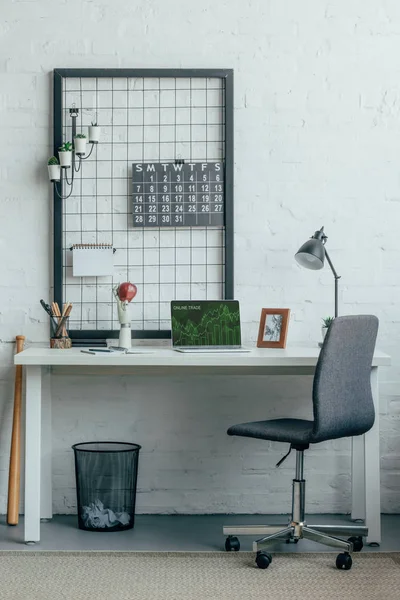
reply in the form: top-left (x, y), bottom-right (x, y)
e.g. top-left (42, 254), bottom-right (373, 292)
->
top-left (257, 309), bottom-right (290, 348)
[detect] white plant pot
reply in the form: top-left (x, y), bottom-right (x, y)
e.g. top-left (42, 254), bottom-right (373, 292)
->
top-left (89, 125), bottom-right (100, 143)
top-left (321, 326), bottom-right (328, 342)
top-left (58, 150), bottom-right (72, 168)
top-left (74, 137), bottom-right (87, 155)
top-left (48, 164), bottom-right (60, 182)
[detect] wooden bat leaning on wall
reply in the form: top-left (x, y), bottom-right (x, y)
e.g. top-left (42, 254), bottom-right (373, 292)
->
top-left (7, 335), bottom-right (25, 526)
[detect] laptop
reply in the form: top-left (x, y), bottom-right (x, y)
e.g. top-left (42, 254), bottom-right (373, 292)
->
top-left (171, 300), bottom-right (250, 353)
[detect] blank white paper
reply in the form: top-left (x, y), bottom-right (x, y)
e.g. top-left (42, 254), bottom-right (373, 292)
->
top-left (72, 245), bottom-right (114, 277)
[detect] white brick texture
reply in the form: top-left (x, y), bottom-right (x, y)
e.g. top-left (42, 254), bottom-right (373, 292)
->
top-left (0, 0), bottom-right (399, 515)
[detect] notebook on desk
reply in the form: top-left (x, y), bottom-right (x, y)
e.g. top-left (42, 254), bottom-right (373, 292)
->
top-left (171, 300), bottom-right (250, 353)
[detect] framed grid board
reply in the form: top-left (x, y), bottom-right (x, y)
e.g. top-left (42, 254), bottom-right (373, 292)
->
top-left (53, 68), bottom-right (234, 341)
top-left (132, 161), bottom-right (224, 227)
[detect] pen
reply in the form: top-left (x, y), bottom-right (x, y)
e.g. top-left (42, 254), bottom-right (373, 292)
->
top-left (40, 299), bottom-right (58, 329)
top-left (88, 348), bottom-right (112, 352)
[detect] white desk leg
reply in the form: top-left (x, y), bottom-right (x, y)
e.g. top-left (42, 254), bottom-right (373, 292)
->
top-left (365, 366), bottom-right (381, 545)
top-left (24, 365), bottom-right (42, 544)
top-left (40, 367), bottom-right (52, 520)
top-left (351, 435), bottom-right (366, 521)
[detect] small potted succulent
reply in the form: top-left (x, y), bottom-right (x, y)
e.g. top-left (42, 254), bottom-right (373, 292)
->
top-left (58, 141), bottom-right (72, 168)
top-left (47, 156), bottom-right (60, 182)
top-left (89, 120), bottom-right (100, 143)
top-left (74, 133), bottom-right (87, 155)
top-left (321, 316), bottom-right (334, 342)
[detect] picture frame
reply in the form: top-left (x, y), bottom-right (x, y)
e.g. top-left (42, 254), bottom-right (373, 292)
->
top-left (257, 308), bottom-right (290, 349)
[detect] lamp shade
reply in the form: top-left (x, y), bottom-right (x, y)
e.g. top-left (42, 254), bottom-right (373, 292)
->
top-left (295, 238), bottom-right (325, 270)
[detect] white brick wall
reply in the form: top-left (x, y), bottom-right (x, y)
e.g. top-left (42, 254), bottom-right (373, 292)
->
top-left (1, 0), bottom-right (399, 515)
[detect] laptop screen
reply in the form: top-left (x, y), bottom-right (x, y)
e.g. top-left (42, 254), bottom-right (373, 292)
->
top-left (171, 301), bottom-right (241, 347)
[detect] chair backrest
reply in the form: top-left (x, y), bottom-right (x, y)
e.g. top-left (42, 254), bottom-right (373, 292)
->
top-left (311, 315), bottom-right (378, 443)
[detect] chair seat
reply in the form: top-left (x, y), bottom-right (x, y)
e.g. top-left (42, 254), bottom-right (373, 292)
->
top-left (227, 418), bottom-right (314, 445)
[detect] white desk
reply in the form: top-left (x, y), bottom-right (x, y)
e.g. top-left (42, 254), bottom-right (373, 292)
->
top-left (15, 346), bottom-right (390, 545)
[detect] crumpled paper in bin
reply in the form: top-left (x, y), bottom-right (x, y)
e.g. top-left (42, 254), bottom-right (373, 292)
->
top-left (81, 499), bottom-right (131, 528)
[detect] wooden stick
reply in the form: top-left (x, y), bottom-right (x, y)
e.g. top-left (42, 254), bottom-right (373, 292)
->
top-left (53, 302), bottom-right (61, 318)
top-left (7, 335), bottom-right (25, 525)
top-left (61, 302), bottom-right (72, 337)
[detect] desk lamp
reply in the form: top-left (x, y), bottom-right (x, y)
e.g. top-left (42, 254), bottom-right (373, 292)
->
top-left (294, 226), bottom-right (341, 318)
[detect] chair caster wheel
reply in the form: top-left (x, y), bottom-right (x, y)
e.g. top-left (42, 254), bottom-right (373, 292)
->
top-left (225, 536), bottom-right (240, 552)
top-left (348, 536), bottom-right (363, 552)
top-left (255, 551), bottom-right (272, 569)
top-left (336, 552), bottom-right (352, 570)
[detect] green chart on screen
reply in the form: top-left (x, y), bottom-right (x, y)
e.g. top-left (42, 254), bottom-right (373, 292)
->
top-left (171, 301), bottom-right (241, 347)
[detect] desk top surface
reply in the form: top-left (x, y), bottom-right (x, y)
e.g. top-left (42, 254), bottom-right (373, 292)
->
top-left (14, 346), bottom-right (391, 367)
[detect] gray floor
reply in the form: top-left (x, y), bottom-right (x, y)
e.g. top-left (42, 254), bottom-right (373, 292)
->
top-left (0, 514), bottom-right (399, 552)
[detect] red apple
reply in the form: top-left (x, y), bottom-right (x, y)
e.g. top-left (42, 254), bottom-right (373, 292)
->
top-left (118, 282), bottom-right (137, 302)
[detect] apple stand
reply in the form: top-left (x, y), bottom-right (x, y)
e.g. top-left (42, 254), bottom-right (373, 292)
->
top-left (118, 324), bottom-right (132, 349)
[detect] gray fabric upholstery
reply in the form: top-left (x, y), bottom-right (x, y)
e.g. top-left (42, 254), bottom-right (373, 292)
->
top-left (227, 419), bottom-right (313, 445)
top-left (227, 315), bottom-right (378, 446)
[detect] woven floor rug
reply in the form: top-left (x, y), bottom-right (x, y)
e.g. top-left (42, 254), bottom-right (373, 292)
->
top-left (0, 551), bottom-right (398, 600)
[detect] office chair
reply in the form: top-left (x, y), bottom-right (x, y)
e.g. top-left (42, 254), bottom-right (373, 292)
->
top-left (223, 315), bottom-right (378, 570)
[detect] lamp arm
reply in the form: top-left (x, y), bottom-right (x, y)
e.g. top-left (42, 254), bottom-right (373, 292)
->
top-left (324, 249), bottom-right (340, 280)
top-left (324, 249), bottom-right (340, 318)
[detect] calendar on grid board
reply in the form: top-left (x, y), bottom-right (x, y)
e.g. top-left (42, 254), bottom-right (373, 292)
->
top-left (132, 162), bottom-right (224, 228)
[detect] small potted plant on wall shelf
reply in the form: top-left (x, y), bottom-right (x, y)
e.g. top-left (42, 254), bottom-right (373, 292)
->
top-left (74, 133), bottom-right (87, 155)
top-left (47, 156), bottom-right (60, 182)
top-left (89, 121), bottom-right (100, 143)
top-left (321, 316), bottom-right (334, 342)
top-left (58, 141), bottom-right (72, 168)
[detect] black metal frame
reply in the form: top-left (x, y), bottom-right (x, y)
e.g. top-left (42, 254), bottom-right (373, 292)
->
top-left (53, 68), bottom-right (234, 342)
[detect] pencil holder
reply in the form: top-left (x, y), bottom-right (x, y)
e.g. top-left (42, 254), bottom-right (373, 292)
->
top-left (50, 317), bottom-right (72, 349)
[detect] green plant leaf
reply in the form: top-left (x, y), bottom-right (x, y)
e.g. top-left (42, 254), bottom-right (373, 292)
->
top-left (322, 316), bottom-right (334, 328)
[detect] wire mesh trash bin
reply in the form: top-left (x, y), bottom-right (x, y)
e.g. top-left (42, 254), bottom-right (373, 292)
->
top-left (72, 442), bottom-right (141, 532)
